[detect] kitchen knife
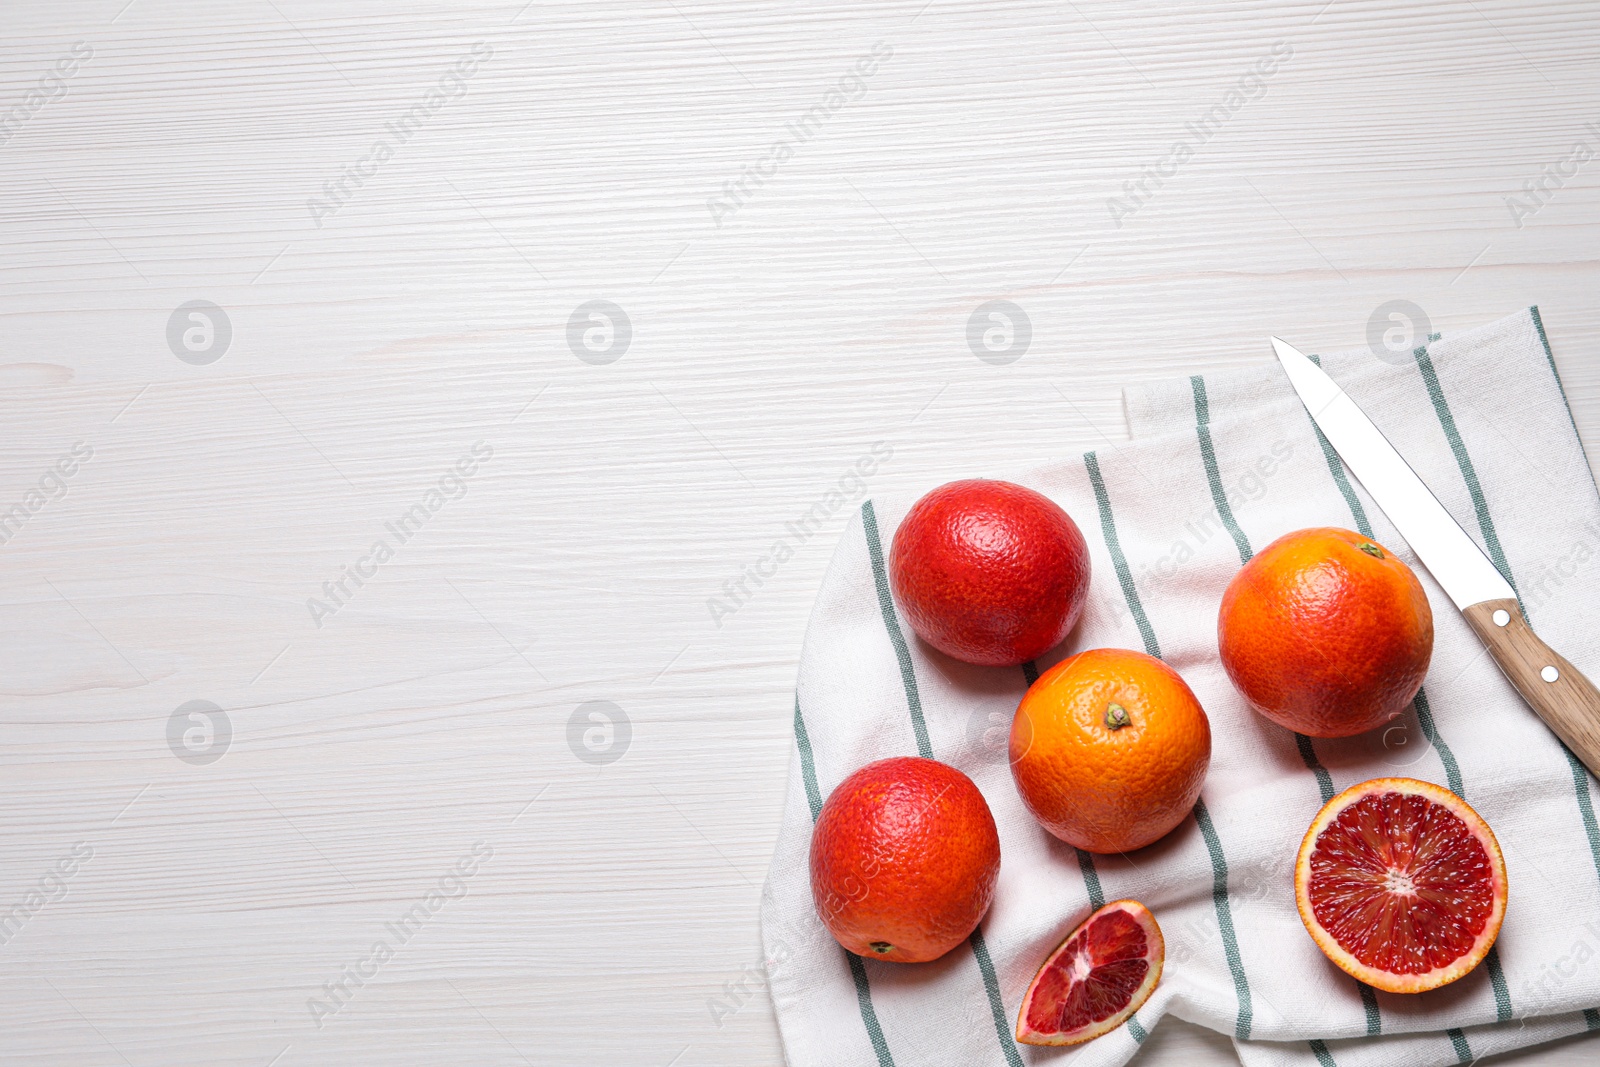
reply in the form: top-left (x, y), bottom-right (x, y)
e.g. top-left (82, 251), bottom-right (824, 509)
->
top-left (1271, 336), bottom-right (1600, 778)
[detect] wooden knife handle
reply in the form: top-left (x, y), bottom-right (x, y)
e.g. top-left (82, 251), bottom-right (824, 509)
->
top-left (1463, 598), bottom-right (1600, 780)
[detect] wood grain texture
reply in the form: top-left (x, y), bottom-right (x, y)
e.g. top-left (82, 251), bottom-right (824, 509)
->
top-left (1464, 597), bottom-right (1600, 780)
top-left (1, 1), bottom-right (1598, 1064)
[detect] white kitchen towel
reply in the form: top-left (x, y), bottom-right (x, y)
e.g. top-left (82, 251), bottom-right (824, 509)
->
top-left (760, 307), bottom-right (1600, 1067)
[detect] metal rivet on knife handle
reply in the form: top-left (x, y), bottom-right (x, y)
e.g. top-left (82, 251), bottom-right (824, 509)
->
top-left (1462, 599), bottom-right (1600, 778)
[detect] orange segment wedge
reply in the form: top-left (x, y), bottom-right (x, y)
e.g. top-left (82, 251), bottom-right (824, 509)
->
top-left (1016, 899), bottom-right (1163, 1046)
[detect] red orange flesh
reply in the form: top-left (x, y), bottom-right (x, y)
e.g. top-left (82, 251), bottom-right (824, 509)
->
top-left (1295, 777), bottom-right (1507, 993)
top-left (1016, 900), bottom-right (1163, 1046)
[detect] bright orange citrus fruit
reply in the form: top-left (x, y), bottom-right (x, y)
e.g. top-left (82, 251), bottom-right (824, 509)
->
top-left (809, 757), bottom-right (1001, 963)
top-left (1009, 648), bottom-right (1211, 854)
top-left (1295, 777), bottom-right (1507, 993)
top-left (1218, 527), bottom-right (1433, 738)
top-left (1016, 899), bottom-right (1164, 1046)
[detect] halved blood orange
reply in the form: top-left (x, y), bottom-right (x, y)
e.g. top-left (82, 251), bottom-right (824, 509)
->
top-left (1295, 777), bottom-right (1507, 994)
top-left (1015, 899), bottom-right (1163, 1046)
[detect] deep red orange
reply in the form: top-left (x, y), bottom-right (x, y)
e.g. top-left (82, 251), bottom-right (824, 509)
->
top-left (809, 757), bottom-right (1000, 963)
top-left (889, 479), bottom-right (1091, 667)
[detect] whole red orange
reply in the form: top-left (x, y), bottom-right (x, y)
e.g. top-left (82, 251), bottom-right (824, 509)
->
top-left (1218, 527), bottom-right (1433, 738)
top-left (810, 757), bottom-right (1000, 963)
top-left (889, 480), bottom-right (1091, 667)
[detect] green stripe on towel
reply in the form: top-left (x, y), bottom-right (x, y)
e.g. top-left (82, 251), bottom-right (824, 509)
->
top-left (1087, 447), bottom-right (1254, 1040)
top-left (1291, 717), bottom-right (1337, 805)
top-left (862, 500), bottom-right (1024, 1067)
top-left (1530, 306), bottom-right (1575, 419)
top-left (861, 500), bottom-right (932, 760)
top-left (795, 697), bottom-right (896, 1067)
top-left (1077, 850), bottom-right (1106, 912)
top-left (1193, 799), bottom-right (1254, 1041)
top-left (1413, 343), bottom-right (1539, 1023)
top-left (1412, 348), bottom-right (1517, 589)
top-left (1410, 689), bottom-right (1465, 800)
top-left (1358, 983), bottom-right (1381, 1038)
top-left (1302, 354), bottom-right (1371, 544)
top-left (1085, 451), bottom-right (1161, 659)
top-left (1193, 377), bottom-right (1338, 801)
top-left (969, 927), bottom-right (1025, 1067)
top-left (845, 954), bottom-right (897, 1067)
top-left (1300, 351), bottom-right (1537, 1034)
top-left (1190, 376), bottom-right (1254, 563)
top-left (794, 697), bottom-right (823, 820)
top-left (1523, 316), bottom-right (1600, 895)
top-left (1304, 348), bottom-right (1509, 1024)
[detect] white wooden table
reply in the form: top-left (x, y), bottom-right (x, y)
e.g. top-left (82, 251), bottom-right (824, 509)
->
top-left (4, 1), bottom-right (1598, 1063)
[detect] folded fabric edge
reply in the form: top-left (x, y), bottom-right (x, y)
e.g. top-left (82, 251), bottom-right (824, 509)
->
top-left (1235, 1005), bottom-right (1600, 1067)
top-left (1120, 308), bottom-right (1562, 443)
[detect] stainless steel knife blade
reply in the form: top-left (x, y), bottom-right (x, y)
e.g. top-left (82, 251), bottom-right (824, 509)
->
top-left (1269, 336), bottom-right (1515, 610)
